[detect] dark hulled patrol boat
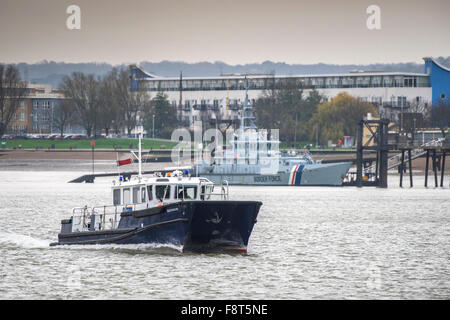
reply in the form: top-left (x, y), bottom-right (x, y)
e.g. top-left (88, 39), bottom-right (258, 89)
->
top-left (51, 133), bottom-right (262, 253)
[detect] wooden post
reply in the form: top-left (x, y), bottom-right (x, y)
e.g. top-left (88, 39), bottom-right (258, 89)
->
top-left (356, 121), bottom-right (363, 188)
top-left (424, 149), bottom-right (429, 187)
top-left (399, 149), bottom-right (405, 187)
top-left (433, 149), bottom-right (438, 187)
top-left (441, 150), bottom-right (446, 187)
top-left (408, 149), bottom-right (413, 187)
top-left (379, 121), bottom-right (389, 188)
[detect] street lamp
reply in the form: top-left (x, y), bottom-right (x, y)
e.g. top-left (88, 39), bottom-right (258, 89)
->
top-left (152, 114), bottom-right (155, 139)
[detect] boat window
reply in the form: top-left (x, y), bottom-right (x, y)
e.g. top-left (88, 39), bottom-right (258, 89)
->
top-left (155, 185), bottom-right (171, 201)
top-left (200, 186), bottom-right (206, 200)
top-left (200, 185), bottom-right (213, 200)
top-left (123, 188), bottom-right (131, 204)
top-left (133, 187), bottom-right (140, 203)
top-left (176, 185), bottom-right (197, 200)
top-left (141, 187), bottom-right (146, 202)
top-left (206, 186), bottom-right (213, 200)
top-left (147, 185), bottom-right (153, 201)
top-left (113, 189), bottom-right (121, 205)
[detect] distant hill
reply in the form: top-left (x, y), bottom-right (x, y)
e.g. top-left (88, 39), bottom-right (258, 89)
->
top-left (6, 57), bottom-right (450, 88)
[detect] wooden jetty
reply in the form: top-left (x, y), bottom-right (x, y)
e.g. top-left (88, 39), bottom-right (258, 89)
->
top-left (398, 146), bottom-right (449, 188)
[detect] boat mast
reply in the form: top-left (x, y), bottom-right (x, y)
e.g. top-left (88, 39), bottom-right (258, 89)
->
top-left (240, 76), bottom-right (257, 131)
top-left (240, 76), bottom-right (246, 130)
top-left (138, 129), bottom-right (142, 179)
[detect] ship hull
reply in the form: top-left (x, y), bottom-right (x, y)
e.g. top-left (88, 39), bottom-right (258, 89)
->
top-left (52, 201), bottom-right (262, 253)
top-left (198, 162), bottom-right (352, 186)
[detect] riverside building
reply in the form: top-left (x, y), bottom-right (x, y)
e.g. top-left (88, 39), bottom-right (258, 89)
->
top-left (130, 57), bottom-right (450, 128)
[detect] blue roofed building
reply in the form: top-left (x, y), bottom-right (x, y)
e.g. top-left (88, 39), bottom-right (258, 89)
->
top-left (423, 57), bottom-right (450, 106)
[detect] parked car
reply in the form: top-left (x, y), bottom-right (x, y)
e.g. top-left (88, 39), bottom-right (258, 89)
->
top-left (107, 134), bottom-right (122, 139)
top-left (28, 134), bottom-right (43, 139)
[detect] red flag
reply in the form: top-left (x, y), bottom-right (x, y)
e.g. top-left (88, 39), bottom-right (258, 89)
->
top-left (117, 158), bottom-right (133, 166)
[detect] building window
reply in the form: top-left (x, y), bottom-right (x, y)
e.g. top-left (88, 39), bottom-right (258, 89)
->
top-left (42, 112), bottom-right (49, 121)
top-left (404, 77), bottom-right (414, 87)
top-left (371, 97), bottom-right (382, 105)
top-left (391, 96), bottom-right (397, 107)
top-left (20, 113), bottom-right (25, 121)
top-left (397, 96), bottom-right (406, 107)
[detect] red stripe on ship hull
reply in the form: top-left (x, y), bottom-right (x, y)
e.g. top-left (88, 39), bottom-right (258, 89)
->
top-left (291, 164), bottom-right (299, 185)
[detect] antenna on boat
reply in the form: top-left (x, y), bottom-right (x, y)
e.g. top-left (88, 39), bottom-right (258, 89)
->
top-left (240, 76), bottom-right (248, 131)
top-left (138, 127), bottom-right (143, 179)
top-left (240, 75), bottom-right (257, 131)
top-left (130, 125), bottom-right (144, 180)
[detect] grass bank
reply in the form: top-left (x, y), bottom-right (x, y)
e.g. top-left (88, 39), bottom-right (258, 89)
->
top-left (0, 138), bottom-right (177, 150)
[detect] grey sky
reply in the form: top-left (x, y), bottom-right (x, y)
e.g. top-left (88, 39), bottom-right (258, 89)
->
top-left (0, 0), bottom-right (449, 65)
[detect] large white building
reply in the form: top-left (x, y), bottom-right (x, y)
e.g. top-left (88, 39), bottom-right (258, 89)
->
top-left (130, 57), bottom-right (450, 127)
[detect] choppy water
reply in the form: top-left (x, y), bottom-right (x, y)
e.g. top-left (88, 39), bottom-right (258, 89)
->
top-left (0, 166), bottom-right (449, 299)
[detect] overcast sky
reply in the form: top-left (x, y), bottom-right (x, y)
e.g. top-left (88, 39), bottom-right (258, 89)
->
top-left (1, 0), bottom-right (449, 65)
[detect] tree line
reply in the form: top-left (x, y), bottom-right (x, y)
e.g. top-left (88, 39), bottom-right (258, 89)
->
top-left (254, 81), bottom-right (450, 145)
top-left (59, 68), bottom-right (178, 139)
top-left (253, 79), bottom-right (379, 147)
top-left (0, 63), bottom-right (179, 139)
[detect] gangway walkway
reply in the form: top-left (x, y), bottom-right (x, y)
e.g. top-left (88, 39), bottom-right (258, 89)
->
top-left (363, 138), bottom-right (444, 174)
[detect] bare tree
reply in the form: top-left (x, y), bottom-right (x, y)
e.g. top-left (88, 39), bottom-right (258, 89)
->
top-left (431, 100), bottom-right (450, 139)
top-left (60, 72), bottom-right (101, 137)
top-left (0, 64), bottom-right (27, 138)
top-left (115, 69), bottom-right (150, 135)
top-left (52, 98), bottom-right (76, 137)
top-left (98, 68), bottom-right (120, 136)
top-left (402, 100), bottom-right (431, 135)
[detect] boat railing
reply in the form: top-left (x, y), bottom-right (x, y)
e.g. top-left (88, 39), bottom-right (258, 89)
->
top-left (72, 205), bottom-right (129, 231)
top-left (198, 180), bottom-right (229, 200)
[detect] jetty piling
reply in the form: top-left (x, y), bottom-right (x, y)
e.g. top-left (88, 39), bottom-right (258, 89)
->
top-left (356, 119), bottom-right (390, 188)
top-left (423, 146), bottom-right (449, 187)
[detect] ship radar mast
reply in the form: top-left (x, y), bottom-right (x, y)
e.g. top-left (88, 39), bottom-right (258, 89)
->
top-left (240, 76), bottom-right (258, 131)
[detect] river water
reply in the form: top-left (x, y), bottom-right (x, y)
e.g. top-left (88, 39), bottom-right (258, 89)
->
top-left (0, 161), bottom-right (448, 299)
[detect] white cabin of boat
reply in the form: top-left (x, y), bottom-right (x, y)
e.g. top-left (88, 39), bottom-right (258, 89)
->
top-left (70, 170), bottom-right (229, 233)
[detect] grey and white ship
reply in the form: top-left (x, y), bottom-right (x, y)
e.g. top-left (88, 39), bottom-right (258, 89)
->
top-left (192, 81), bottom-right (352, 186)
